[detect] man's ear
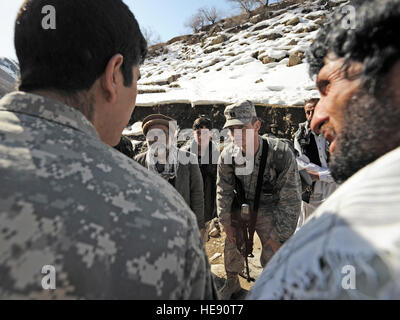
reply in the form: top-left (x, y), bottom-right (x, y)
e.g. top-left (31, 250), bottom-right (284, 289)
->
top-left (100, 54), bottom-right (124, 103)
top-left (255, 120), bottom-right (261, 132)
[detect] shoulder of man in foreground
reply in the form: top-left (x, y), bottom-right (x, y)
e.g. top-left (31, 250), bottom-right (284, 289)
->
top-left (0, 93), bottom-right (216, 300)
top-left (249, 147), bottom-right (400, 300)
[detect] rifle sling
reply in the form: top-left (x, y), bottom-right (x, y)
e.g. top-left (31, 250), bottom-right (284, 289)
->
top-left (249, 139), bottom-right (269, 234)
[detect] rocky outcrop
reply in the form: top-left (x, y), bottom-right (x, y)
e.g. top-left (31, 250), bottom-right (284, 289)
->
top-left (261, 56), bottom-right (278, 64)
top-left (252, 23), bottom-right (270, 32)
top-left (167, 74), bottom-right (181, 83)
top-left (287, 50), bottom-right (305, 67)
top-left (295, 24), bottom-right (319, 33)
top-left (210, 35), bottom-right (227, 46)
top-left (285, 16), bottom-right (300, 26)
top-left (167, 34), bottom-right (191, 45)
top-left (138, 88), bottom-right (166, 94)
top-left (204, 46), bottom-right (222, 54)
top-left (258, 32), bottom-right (283, 41)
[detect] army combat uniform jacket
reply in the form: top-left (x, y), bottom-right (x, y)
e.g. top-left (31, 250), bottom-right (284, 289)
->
top-left (217, 135), bottom-right (302, 243)
top-left (0, 92), bottom-right (217, 299)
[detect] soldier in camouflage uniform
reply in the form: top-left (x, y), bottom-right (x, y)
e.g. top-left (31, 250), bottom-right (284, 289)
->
top-left (0, 0), bottom-right (217, 299)
top-left (217, 100), bottom-right (301, 299)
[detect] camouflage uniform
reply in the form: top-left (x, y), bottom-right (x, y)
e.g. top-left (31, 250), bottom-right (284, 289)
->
top-left (218, 136), bottom-right (302, 274)
top-left (0, 92), bottom-right (217, 299)
top-left (216, 101), bottom-right (301, 297)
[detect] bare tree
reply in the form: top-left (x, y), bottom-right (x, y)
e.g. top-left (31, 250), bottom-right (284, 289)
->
top-left (252, 0), bottom-right (270, 18)
top-left (141, 26), bottom-right (162, 46)
top-left (226, 0), bottom-right (257, 15)
top-left (252, 0), bottom-right (270, 8)
top-left (198, 6), bottom-right (221, 24)
top-left (184, 12), bottom-right (206, 33)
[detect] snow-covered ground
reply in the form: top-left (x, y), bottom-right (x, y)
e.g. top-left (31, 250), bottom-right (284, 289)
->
top-left (0, 0), bottom-right (349, 107)
top-left (137, 0), bottom-right (349, 107)
top-left (0, 58), bottom-right (19, 80)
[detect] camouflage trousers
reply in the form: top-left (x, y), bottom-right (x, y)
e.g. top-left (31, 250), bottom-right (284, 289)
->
top-left (224, 215), bottom-right (279, 277)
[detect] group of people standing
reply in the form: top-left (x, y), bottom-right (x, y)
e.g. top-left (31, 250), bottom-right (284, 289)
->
top-left (126, 97), bottom-right (336, 299)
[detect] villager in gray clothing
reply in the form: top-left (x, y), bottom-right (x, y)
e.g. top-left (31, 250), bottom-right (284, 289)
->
top-left (134, 114), bottom-right (205, 231)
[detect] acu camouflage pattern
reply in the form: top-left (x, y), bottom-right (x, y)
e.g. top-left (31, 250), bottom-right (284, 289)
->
top-left (216, 135), bottom-right (301, 243)
top-left (0, 92), bottom-right (217, 299)
top-left (223, 100), bottom-right (258, 129)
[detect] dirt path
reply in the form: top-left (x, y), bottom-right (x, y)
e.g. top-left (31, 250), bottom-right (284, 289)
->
top-left (205, 231), bottom-right (263, 299)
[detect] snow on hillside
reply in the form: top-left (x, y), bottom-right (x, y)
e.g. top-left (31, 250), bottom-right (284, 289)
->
top-left (0, 58), bottom-right (19, 80)
top-left (137, 0), bottom-right (349, 107)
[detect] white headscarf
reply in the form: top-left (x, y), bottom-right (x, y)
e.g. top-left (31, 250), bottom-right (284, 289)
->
top-left (146, 140), bottom-right (180, 182)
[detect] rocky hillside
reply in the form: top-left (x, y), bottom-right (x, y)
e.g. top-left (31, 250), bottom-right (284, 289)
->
top-left (137, 0), bottom-right (349, 106)
top-left (0, 58), bottom-right (18, 98)
top-left (130, 0), bottom-right (349, 137)
top-left (0, 0), bottom-right (351, 139)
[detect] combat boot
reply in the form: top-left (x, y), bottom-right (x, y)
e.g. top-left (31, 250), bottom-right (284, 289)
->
top-left (219, 275), bottom-right (241, 300)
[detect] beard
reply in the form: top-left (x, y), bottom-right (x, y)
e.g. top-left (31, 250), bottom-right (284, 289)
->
top-left (329, 88), bottom-right (400, 184)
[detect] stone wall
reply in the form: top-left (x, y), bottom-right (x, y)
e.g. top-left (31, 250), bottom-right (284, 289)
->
top-left (130, 103), bottom-right (306, 140)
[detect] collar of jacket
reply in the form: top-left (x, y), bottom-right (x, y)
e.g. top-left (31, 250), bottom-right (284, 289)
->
top-left (189, 139), bottom-right (218, 154)
top-left (0, 91), bottom-right (99, 138)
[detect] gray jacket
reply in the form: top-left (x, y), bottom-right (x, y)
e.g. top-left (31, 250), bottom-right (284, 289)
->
top-left (134, 150), bottom-right (205, 229)
top-left (0, 92), bottom-right (216, 299)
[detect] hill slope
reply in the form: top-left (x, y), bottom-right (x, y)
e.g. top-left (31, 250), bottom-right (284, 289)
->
top-left (137, 0), bottom-right (349, 107)
top-left (0, 58), bottom-right (18, 98)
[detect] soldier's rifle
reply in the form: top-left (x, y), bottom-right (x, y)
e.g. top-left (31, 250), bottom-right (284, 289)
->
top-left (230, 139), bottom-right (269, 283)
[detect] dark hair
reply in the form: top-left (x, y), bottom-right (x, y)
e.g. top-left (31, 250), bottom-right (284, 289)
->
top-left (307, 0), bottom-right (400, 96)
top-left (113, 135), bottom-right (135, 159)
top-left (15, 0), bottom-right (147, 95)
top-left (193, 116), bottom-right (212, 130)
top-left (305, 98), bottom-right (320, 107)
